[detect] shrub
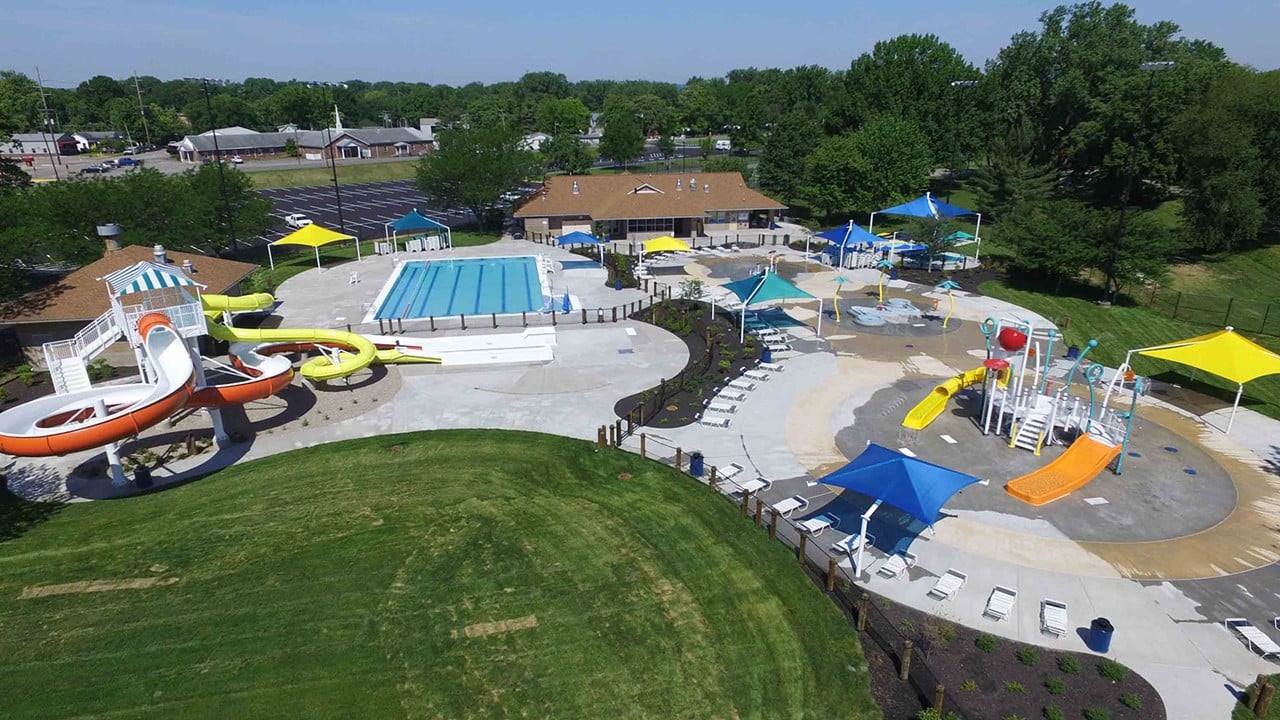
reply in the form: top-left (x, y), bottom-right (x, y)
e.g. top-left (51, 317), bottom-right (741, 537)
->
top-left (976, 633), bottom-right (997, 653)
top-left (1082, 708), bottom-right (1110, 720)
top-left (1058, 656), bottom-right (1080, 674)
top-left (914, 710), bottom-right (961, 720)
top-left (1119, 692), bottom-right (1142, 710)
top-left (1017, 647), bottom-right (1040, 666)
top-left (1044, 678), bottom-right (1066, 695)
top-left (1003, 681), bottom-right (1026, 694)
top-left (960, 679), bottom-right (978, 692)
top-left (899, 619), bottom-right (915, 635)
top-left (16, 363), bottom-right (35, 386)
top-left (1097, 659), bottom-right (1129, 682)
top-left (718, 359), bottom-right (732, 372)
top-left (936, 624), bottom-right (957, 642)
top-left (1042, 706), bottom-right (1065, 720)
top-left (0, 386), bottom-right (8, 403)
top-left (678, 278), bottom-right (705, 301)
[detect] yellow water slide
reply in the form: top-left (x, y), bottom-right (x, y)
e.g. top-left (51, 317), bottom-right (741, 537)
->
top-left (900, 366), bottom-right (989, 431)
top-left (202, 293), bottom-right (433, 382)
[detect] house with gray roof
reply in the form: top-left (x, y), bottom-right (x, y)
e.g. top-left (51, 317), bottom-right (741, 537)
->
top-left (72, 131), bottom-right (124, 151)
top-left (177, 126), bottom-right (432, 163)
top-left (0, 132), bottom-right (78, 156)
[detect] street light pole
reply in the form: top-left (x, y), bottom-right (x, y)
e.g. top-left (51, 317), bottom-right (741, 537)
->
top-left (323, 84), bottom-right (347, 233)
top-left (1102, 61), bottom-right (1174, 305)
top-left (191, 78), bottom-right (237, 253)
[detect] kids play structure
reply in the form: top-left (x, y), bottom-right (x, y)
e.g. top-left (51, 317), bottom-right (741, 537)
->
top-left (900, 315), bottom-right (1144, 506)
top-left (0, 260), bottom-right (440, 485)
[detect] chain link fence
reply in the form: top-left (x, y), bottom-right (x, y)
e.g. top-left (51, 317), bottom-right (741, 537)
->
top-left (1141, 286), bottom-right (1280, 337)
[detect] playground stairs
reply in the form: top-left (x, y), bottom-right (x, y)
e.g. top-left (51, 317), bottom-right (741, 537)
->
top-left (1013, 411), bottom-right (1049, 452)
top-left (42, 309), bottom-right (123, 395)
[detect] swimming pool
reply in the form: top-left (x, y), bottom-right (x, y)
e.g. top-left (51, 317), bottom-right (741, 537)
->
top-left (371, 257), bottom-right (545, 320)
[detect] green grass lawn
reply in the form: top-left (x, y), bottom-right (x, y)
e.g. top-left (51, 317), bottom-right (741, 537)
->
top-left (980, 279), bottom-right (1280, 419)
top-left (249, 231), bottom-right (501, 291)
top-left (246, 160), bottom-right (419, 189)
top-left (1167, 242), bottom-right (1280, 302)
top-left (0, 430), bottom-right (878, 719)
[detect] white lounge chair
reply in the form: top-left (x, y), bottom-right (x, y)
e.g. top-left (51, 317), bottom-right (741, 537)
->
top-left (699, 415), bottom-right (731, 429)
top-left (718, 462), bottom-right (745, 481)
top-left (1227, 619), bottom-right (1280, 658)
top-left (830, 532), bottom-right (875, 555)
top-left (758, 362), bottom-right (784, 372)
top-left (733, 477), bottom-right (772, 494)
top-left (797, 513), bottom-right (840, 536)
top-left (751, 327), bottom-right (784, 338)
top-left (928, 569), bottom-right (968, 601)
top-left (876, 551), bottom-right (917, 579)
top-left (765, 342), bottom-right (792, 353)
top-left (727, 379), bottom-right (756, 392)
top-left (1041, 598), bottom-right (1069, 637)
top-left (706, 401), bottom-right (737, 414)
top-left (743, 370), bottom-right (771, 382)
top-left (771, 495), bottom-right (809, 518)
top-left (984, 586), bottom-right (1018, 621)
top-left (717, 390), bottom-right (747, 403)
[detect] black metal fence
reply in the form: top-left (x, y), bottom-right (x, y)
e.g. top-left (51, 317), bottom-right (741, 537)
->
top-left (526, 231), bottom-right (792, 255)
top-left (599, 432), bottom-right (977, 719)
top-left (1140, 286), bottom-right (1280, 338)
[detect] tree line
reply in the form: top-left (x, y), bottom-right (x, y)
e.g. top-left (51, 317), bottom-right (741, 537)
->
top-left (2, 1), bottom-right (1279, 300)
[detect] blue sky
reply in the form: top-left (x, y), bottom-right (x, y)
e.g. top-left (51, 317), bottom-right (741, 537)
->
top-left (18, 0), bottom-right (1279, 88)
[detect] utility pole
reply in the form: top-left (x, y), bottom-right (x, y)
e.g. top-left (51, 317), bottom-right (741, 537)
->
top-left (188, 77), bottom-right (237, 253)
top-left (133, 73), bottom-right (151, 147)
top-left (327, 99), bottom-right (346, 232)
top-left (34, 67), bottom-right (60, 181)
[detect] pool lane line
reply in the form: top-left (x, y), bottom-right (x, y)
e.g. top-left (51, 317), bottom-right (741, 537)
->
top-left (473, 262), bottom-right (486, 315)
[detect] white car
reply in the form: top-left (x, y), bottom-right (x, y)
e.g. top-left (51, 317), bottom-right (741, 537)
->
top-left (284, 213), bottom-right (313, 229)
top-left (231, 155), bottom-right (244, 164)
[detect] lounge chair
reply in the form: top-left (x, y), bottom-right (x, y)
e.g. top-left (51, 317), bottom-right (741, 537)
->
top-left (876, 551), bottom-right (917, 579)
top-left (1227, 619), bottom-right (1280, 658)
top-left (797, 513), bottom-right (840, 536)
top-left (758, 362), bottom-right (784, 372)
top-left (984, 586), bottom-right (1018, 621)
top-left (771, 495), bottom-right (809, 518)
top-left (743, 370), bottom-right (771, 382)
top-left (1040, 598), bottom-right (1069, 637)
top-left (717, 390), bottom-right (747, 403)
top-left (830, 532), bottom-right (876, 555)
top-left (928, 569), bottom-right (968, 601)
top-left (727, 378), bottom-right (756, 391)
top-left (733, 476), bottom-right (772, 494)
top-left (718, 462), bottom-right (745, 481)
top-left (699, 415), bottom-right (731, 429)
top-left (764, 342), bottom-right (792, 353)
top-left (706, 401), bottom-right (737, 414)
top-left (751, 327), bottom-right (784, 337)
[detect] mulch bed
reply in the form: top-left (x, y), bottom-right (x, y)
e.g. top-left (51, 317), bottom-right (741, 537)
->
top-left (895, 264), bottom-right (1004, 292)
top-left (613, 299), bottom-right (763, 428)
top-left (867, 595), bottom-right (1166, 720)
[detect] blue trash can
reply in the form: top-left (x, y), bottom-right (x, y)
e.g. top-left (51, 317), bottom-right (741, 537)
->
top-left (1088, 617), bottom-right (1114, 653)
top-left (761, 347), bottom-right (773, 364)
top-left (689, 452), bottom-right (705, 478)
top-left (615, 279), bottom-right (623, 291)
top-left (1066, 345), bottom-right (1080, 360)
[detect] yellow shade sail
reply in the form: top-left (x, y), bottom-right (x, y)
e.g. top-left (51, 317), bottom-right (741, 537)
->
top-left (272, 224), bottom-right (356, 248)
top-left (1135, 328), bottom-right (1280, 386)
top-left (643, 236), bottom-right (690, 253)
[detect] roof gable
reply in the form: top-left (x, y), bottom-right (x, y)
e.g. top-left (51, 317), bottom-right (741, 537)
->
top-left (514, 172), bottom-right (786, 221)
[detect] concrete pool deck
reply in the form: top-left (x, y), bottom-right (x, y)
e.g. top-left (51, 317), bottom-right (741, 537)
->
top-left (4, 238), bottom-right (1279, 718)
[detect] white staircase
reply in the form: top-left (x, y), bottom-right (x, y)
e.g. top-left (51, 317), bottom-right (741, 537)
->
top-left (52, 357), bottom-right (92, 395)
top-left (43, 309), bottom-right (123, 395)
top-left (1013, 411), bottom-right (1049, 452)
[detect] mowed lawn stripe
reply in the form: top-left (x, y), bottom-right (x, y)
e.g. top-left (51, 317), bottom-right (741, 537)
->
top-left (0, 430), bottom-right (878, 719)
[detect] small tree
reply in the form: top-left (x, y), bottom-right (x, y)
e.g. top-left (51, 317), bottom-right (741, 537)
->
top-left (284, 137), bottom-right (298, 158)
top-left (698, 136), bottom-right (713, 161)
top-left (679, 278), bottom-right (705, 301)
top-left (906, 215), bottom-right (957, 272)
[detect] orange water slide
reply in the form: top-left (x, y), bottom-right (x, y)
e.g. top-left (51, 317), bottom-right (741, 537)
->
top-left (1004, 435), bottom-right (1121, 506)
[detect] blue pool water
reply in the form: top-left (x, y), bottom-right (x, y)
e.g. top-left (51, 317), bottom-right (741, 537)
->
top-left (373, 257), bottom-right (542, 319)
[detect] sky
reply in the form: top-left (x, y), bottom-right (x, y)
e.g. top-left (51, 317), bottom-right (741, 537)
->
top-left (16, 0), bottom-right (1280, 88)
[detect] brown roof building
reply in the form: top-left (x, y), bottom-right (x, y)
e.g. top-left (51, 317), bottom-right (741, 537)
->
top-left (1, 244), bottom-right (258, 368)
top-left (513, 172), bottom-right (786, 241)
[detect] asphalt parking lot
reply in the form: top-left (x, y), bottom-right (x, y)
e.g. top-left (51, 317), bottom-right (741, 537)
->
top-left (257, 179), bottom-right (476, 244)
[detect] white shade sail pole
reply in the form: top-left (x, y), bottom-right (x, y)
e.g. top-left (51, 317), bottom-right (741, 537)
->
top-left (267, 243), bottom-right (275, 270)
top-left (817, 298), bottom-right (823, 337)
top-left (314, 246), bottom-right (321, 271)
top-left (853, 499), bottom-right (882, 580)
top-left (973, 213), bottom-right (983, 264)
top-left (1227, 383), bottom-right (1244, 434)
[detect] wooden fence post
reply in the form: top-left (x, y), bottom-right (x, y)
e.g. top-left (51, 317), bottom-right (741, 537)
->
top-left (614, 419), bottom-right (622, 446)
top-left (933, 685), bottom-right (946, 713)
top-left (1257, 682), bottom-right (1276, 716)
top-left (708, 465), bottom-right (717, 491)
top-left (608, 423), bottom-right (616, 447)
top-left (612, 307), bottom-right (618, 322)
top-left (675, 447), bottom-right (683, 471)
top-left (1247, 674), bottom-right (1269, 712)
top-left (899, 640), bottom-right (913, 681)
top-left (741, 490), bottom-right (751, 516)
top-left (798, 533), bottom-right (808, 565)
top-left (596, 426), bottom-right (606, 448)
top-left (754, 497), bottom-right (763, 527)
top-left (826, 558), bottom-right (838, 591)
top-left (857, 593), bottom-right (870, 631)
top-left (639, 433), bottom-right (647, 458)
top-left (768, 509), bottom-right (779, 539)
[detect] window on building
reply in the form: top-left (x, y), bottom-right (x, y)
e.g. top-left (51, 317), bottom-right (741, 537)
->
top-left (626, 218), bottom-right (674, 233)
